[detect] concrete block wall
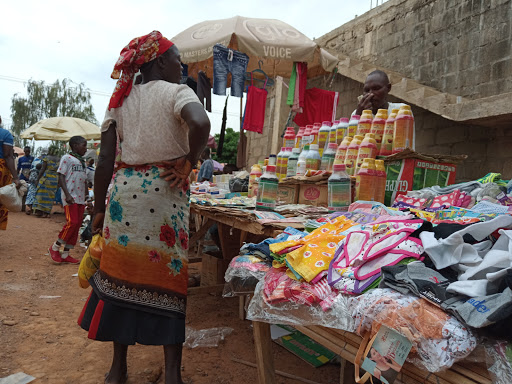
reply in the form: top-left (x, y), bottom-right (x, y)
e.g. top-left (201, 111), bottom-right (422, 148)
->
top-left (317, 0), bottom-right (512, 100)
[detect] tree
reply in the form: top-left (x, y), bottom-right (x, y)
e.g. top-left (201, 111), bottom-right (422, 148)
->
top-left (10, 78), bottom-right (97, 146)
top-left (213, 128), bottom-right (239, 165)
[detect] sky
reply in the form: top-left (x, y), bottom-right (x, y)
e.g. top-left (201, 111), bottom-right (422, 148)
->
top-left (0, 0), bottom-right (384, 139)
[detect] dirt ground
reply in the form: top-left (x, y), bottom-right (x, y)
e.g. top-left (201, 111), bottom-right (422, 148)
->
top-left (0, 210), bottom-right (341, 384)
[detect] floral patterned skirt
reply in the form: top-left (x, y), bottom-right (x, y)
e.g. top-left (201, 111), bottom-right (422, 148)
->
top-left (79, 164), bottom-right (190, 345)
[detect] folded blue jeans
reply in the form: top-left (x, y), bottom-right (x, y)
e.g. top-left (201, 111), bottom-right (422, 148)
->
top-left (213, 44), bottom-right (249, 98)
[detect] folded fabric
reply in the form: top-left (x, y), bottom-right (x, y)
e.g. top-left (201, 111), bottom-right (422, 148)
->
top-left (392, 195), bottom-right (430, 209)
top-left (78, 234), bottom-right (103, 288)
top-left (242, 226), bottom-right (307, 259)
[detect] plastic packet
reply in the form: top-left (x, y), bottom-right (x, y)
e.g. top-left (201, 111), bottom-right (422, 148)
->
top-left (184, 327), bottom-right (234, 349)
top-left (246, 280), bottom-right (355, 331)
top-left (348, 288), bottom-right (476, 372)
top-left (223, 256), bottom-right (271, 297)
top-left (485, 340), bottom-right (512, 384)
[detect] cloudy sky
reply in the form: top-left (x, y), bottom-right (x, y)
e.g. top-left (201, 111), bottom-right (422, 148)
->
top-left (0, 0), bottom-right (383, 136)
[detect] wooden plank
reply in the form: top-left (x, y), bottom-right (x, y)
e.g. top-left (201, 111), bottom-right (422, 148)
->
top-left (253, 321), bottom-right (276, 384)
top-left (239, 295), bottom-right (245, 320)
top-left (189, 218), bottom-right (214, 245)
top-left (187, 284), bottom-right (225, 296)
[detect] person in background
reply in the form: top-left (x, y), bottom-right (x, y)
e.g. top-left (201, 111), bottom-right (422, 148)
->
top-left (353, 70), bottom-right (407, 116)
top-left (48, 136), bottom-right (88, 264)
top-left (17, 146), bottom-right (34, 211)
top-left (197, 147), bottom-right (214, 182)
top-left (32, 145), bottom-right (60, 218)
top-left (0, 115), bottom-right (21, 230)
top-left (86, 158), bottom-right (95, 188)
top-left (25, 160), bottom-right (42, 215)
top-left (77, 31), bottom-right (210, 384)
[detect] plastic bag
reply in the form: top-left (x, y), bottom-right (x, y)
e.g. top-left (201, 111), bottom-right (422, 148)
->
top-left (348, 288), bottom-right (476, 372)
top-left (246, 280), bottom-right (355, 331)
top-left (78, 234), bottom-right (103, 288)
top-left (0, 181), bottom-right (27, 212)
top-left (223, 255), bottom-right (270, 297)
top-left (184, 327), bottom-right (233, 348)
top-left (485, 340), bottom-right (512, 384)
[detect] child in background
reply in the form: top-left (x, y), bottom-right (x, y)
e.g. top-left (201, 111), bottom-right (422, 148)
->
top-left (48, 136), bottom-right (88, 264)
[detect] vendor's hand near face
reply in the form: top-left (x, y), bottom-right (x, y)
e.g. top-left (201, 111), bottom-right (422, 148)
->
top-left (356, 92), bottom-right (374, 115)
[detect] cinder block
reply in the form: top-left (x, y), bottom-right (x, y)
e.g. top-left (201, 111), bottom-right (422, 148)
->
top-left (491, 59), bottom-right (512, 81)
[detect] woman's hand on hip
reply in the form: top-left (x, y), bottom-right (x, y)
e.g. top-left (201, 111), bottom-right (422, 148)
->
top-left (92, 213), bottom-right (105, 235)
top-left (160, 157), bottom-right (192, 189)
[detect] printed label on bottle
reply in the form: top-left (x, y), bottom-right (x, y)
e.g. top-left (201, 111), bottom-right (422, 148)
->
top-left (318, 132), bottom-right (328, 151)
top-left (256, 179), bottom-right (278, 210)
top-left (357, 123), bottom-right (371, 136)
top-left (287, 159), bottom-right (298, 177)
top-left (306, 157), bottom-right (321, 171)
top-left (348, 125), bottom-right (357, 137)
top-left (356, 174), bottom-right (375, 201)
top-left (336, 128), bottom-right (346, 144)
top-left (328, 181), bottom-right (351, 211)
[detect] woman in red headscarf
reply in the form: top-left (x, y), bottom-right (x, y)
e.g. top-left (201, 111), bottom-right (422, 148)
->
top-left (77, 31), bottom-right (210, 384)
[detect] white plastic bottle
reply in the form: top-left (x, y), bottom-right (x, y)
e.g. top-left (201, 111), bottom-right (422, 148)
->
top-left (328, 164), bottom-right (352, 212)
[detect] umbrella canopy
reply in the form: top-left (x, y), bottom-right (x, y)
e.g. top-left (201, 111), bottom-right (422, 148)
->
top-left (172, 16), bottom-right (338, 80)
top-left (13, 146), bottom-right (26, 156)
top-left (20, 117), bottom-right (101, 141)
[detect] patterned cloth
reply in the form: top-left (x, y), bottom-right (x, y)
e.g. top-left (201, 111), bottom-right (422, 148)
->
top-left (25, 158), bottom-right (42, 205)
top-left (90, 164), bottom-right (190, 318)
top-left (109, 31), bottom-right (174, 110)
top-left (0, 159), bottom-right (13, 230)
top-left (32, 156), bottom-right (59, 214)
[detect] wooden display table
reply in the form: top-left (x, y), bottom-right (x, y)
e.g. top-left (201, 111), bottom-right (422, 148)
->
top-left (252, 321), bottom-right (492, 384)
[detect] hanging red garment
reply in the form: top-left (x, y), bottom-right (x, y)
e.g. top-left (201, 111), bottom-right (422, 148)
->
top-left (242, 75), bottom-right (268, 134)
top-left (294, 87), bottom-right (339, 127)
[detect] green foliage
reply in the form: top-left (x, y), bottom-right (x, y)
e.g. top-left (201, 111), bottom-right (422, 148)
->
top-left (212, 128), bottom-right (240, 165)
top-left (10, 78), bottom-right (97, 146)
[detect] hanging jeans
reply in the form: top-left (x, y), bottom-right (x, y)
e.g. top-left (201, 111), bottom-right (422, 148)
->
top-left (213, 44), bottom-right (249, 97)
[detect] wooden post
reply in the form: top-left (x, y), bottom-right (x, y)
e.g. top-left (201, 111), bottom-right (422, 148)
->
top-left (252, 321), bottom-right (276, 384)
top-left (270, 76), bottom-right (284, 155)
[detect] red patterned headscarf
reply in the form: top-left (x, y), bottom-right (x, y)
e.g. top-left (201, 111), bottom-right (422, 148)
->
top-left (108, 30), bottom-right (174, 110)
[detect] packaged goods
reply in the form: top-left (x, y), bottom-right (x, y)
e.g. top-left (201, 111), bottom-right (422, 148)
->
top-left (356, 158), bottom-right (376, 201)
top-left (370, 108), bottom-right (388, 152)
top-left (379, 108), bottom-right (399, 156)
top-left (256, 165), bottom-right (278, 210)
top-left (393, 105), bottom-right (414, 154)
top-left (328, 164), bottom-right (351, 212)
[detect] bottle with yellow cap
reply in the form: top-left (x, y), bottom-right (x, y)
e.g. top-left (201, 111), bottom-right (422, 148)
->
top-left (374, 159), bottom-right (387, 204)
top-left (370, 109), bottom-right (388, 152)
top-left (393, 105), bottom-right (414, 154)
top-left (355, 133), bottom-right (377, 174)
top-left (379, 108), bottom-right (399, 156)
top-left (355, 158), bottom-right (376, 201)
top-left (334, 136), bottom-right (352, 166)
top-left (356, 110), bottom-right (373, 137)
top-left (344, 135), bottom-right (363, 176)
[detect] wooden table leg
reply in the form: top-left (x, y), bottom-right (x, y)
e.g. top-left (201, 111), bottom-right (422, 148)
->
top-left (239, 295), bottom-right (245, 320)
top-left (252, 321), bottom-right (276, 384)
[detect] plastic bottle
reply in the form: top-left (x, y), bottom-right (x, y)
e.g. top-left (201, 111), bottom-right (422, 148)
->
top-left (393, 105), bottom-right (414, 154)
top-left (284, 127), bottom-right (296, 149)
top-left (279, 147), bottom-right (292, 181)
top-left (355, 158), bottom-right (376, 201)
top-left (303, 125), bottom-right (313, 148)
top-left (344, 135), bottom-right (363, 176)
top-left (287, 148), bottom-right (301, 177)
top-left (379, 108), bottom-right (399, 156)
top-left (318, 121), bottom-right (331, 156)
top-left (357, 110), bottom-right (373, 137)
top-left (256, 165), bottom-right (279, 211)
top-left (374, 159), bottom-right (387, 204)
top-left (295, 126), bottom-right (305, 149)
top-left (328, 164), bottom-right (352, 212)
top-left (348, 115), bottom-right (360, 137)
top-left (337, 118), bottom-right (349, 145)
top-left (248, 164), bottom-right (263, 198)
top-left (321, 143), bottom-right (338, 172)
top-left (306, 143), bottom-right (322, 172)
top-left (296, 144), bottom-right (310, 176)
top-left (355, 133), bottom-right (378, 174)
top-left (268, 154), bottom-right (277, 166)
top-left (276, 147), bottom-right (286, 180)
top-left (329, 120), bottom-right (339, 146)
top-left (334, 136), bottom-right (353, 166)
top-left (370, 109), bottom-right (388, 152)
top-left (311, 123), bottom-right (321, 145)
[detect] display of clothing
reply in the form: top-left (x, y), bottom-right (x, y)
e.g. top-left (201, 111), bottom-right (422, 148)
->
top-left (197, 71), bottom-right (212, 112)
top-left (294, 87), bottom-right (339, 127)
top-left (242, 75), bottom-right (268, 134)
top-left (212, 44), bottom-right (249, 97)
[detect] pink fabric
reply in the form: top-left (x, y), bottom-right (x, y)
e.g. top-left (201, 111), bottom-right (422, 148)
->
top-left (430, 190), bottom-right (460, 210)
top-left (243, 85), bottom-right (267, 133)
top-left (393, 195), bottom-right (430, 209)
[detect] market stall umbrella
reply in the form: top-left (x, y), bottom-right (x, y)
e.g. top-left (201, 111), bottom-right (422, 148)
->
top-left (20, 117), bottom-right (101, 141)
top-left (13, 146), bottom-right (25, 156)
top-left (172, 16), bottom-right (339, 80)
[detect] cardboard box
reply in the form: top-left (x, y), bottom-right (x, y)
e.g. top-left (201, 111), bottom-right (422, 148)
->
top-left (383, 150), bottom-right (466, 206)
top-left (298, 183), bottom-right (328, 207)
top-left (278, 184), bottom-right (299, 205)
top-left (201, 254), bottom-right (230, 286)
